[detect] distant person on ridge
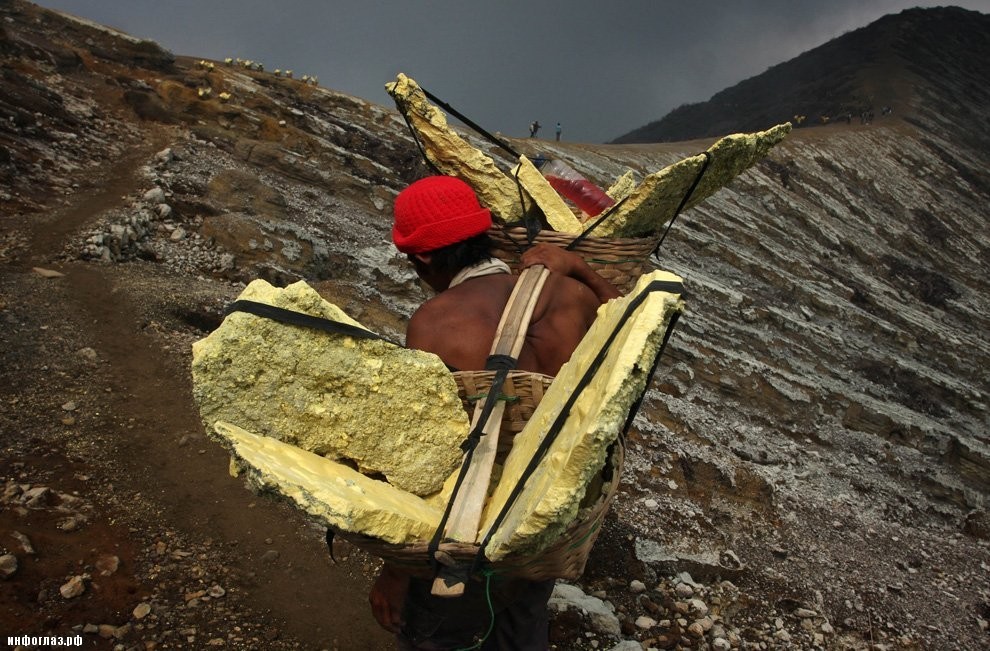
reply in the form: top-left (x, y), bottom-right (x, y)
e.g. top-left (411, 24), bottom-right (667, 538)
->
top-left (555, 122), bottom-right (561, 141)
top-left (529, 120), bottom-right (541, 137)
top-left (369, 175), bottom-right (619, 650)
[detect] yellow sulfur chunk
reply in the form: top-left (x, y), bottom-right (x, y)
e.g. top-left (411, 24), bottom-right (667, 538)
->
top-left (215, 422), bottom-right (443, 544)
top-left (480, 271), bottom-right (683, 559)
top-left (510, 155), bottom-right (585, 233)
top-left (386, 74), bottom-right (523, 223)
top-left (191, 279), bottom-right (469, 496)
top-left (588, 123), bottom-right (791, 238)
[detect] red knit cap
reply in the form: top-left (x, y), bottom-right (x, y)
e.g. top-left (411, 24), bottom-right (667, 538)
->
top-left (392, 176), bottom-right (492, 254)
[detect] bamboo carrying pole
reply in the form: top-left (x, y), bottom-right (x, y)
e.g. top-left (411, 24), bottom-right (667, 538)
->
top-left (431, 264), bottom-right (550, 597)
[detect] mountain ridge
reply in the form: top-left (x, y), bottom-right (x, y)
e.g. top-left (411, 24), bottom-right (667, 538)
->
top-left (612, 6), bottom-right (990, 145)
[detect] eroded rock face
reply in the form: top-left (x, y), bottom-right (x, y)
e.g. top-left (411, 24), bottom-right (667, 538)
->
top-left (205, 169), bottom-right (288, 220)
top-left (191, 279), bottom-right (469, 496)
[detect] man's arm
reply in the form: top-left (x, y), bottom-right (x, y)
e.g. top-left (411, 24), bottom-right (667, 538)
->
top-left (369, 562), bottom-right (410, 634)
top-left (520, 243), bottom-right (620, 303)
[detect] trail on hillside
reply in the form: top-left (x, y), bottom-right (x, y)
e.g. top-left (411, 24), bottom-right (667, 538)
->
top-left (2, 127), bottom-right (393, 649)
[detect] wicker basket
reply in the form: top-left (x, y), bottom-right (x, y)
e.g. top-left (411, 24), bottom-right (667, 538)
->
top-left (336, 268), bottom-right (634, 581)
top-left (339, 435), bottom-right (625, 581)
top-left (453, 370), bottom-right (553, 461)
top-left (488, 226), bottom-right (659, 294)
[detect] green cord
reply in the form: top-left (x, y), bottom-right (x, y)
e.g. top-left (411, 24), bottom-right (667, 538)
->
top-left (453, 569), bottom-right (497, 651)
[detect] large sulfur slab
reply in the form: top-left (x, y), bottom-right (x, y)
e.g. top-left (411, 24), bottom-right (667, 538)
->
top-left (587, 123), bottom-right (792, 238)
top-left (510, 155), bottom-right (586, 233)
top-left (215, 422), bottom-right (442, 544)
top-left (191, 279), bottom-right (469, 496)
top-left (386, 73), bottom-right (523, 223)
top-left (480, 271), bottom-right (683, 559)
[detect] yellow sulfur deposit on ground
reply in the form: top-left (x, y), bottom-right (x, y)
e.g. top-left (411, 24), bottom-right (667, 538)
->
top-left (191, 279), bottom-right (469, 496)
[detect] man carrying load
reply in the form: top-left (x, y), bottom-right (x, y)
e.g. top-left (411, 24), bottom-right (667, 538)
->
top-left (370, 175), bottom-right (619, 649)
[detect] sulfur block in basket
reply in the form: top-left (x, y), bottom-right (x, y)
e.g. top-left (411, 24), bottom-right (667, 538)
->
top-left (193, 273), bottom-right (683, 559)
top-left (191, 279), bottom-right (469, 496)
top-left (215, 422), bottom-right (443, 543)
top-left (588, 123), bottom-right (791, 238)
top-left (510, 155), bottom-right (586, 233)
top-left (386, 73), bottom-right (523, 223)
top-left (480, 270), bottom-right (684, 560)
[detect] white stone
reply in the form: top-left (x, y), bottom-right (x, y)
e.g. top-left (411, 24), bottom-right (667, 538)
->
top-left (688, 598), bottom-right (709, 616)
top-left (549, 583), bottom-right (621, 637)
top-left (143, 187), bottom-right (165, 203)
top-left (0, 554), bottom-right (18, 578)
top-left (60, 575), bottom-right (87, 598)
top-left (635, 615), bottom-right (657, 629)
top-left (606, 642), bottom-right (643, 651)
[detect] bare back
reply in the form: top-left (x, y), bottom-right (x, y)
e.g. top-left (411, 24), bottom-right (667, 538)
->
top-left (406, 272), bottom-right (602, 376)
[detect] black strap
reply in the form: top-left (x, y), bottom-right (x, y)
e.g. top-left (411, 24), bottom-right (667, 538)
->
top-left (651, 151), bottom-right (712, 259)
top-left (510, 162), bottom-right (545, 244)
top-left (471, 279), bottom-right (683, 571)
top-left (420, 87), bottom-right (521, 160)
top-left (565, 194), bottom-right (631, 251)
top-left (570, 150), bottom-right (713, 259)
top-left (485, 354), bottom-right (517, 371)
top-left (398, 108), bottom-right (443, 176)
top-left (616, 311), bottom-right (680, 440)
top-left (225, 299), bottom-right (400, 347)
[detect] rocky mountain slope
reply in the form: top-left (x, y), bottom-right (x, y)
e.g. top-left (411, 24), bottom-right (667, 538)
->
top-left (1, 1), bottom-right (987, 649)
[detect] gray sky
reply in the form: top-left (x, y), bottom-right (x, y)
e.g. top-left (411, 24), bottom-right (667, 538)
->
top-left (37, 0), bottom-right (990, 143)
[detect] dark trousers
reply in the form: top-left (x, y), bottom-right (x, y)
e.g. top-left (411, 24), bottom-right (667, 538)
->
top-left (396, 576), bottom-right (555, 650)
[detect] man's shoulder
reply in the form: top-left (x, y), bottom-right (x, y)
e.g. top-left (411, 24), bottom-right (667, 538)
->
top-left (411, 275), bottom-right (515, 326)
top-left (544, 272), bottom-right (599, 306)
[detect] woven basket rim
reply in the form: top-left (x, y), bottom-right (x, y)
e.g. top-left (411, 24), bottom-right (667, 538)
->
top-left (338, 439), bottom-right (625, 580)
top-left (489, 225), bottom-right (660, 248)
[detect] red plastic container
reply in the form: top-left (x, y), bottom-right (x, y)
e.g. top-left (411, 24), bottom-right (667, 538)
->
top-left (539, 159), bottom-right (615, 218)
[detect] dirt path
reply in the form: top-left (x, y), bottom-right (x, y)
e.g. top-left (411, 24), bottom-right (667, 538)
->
top-left (2, 130), bottom-right (392, 648)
